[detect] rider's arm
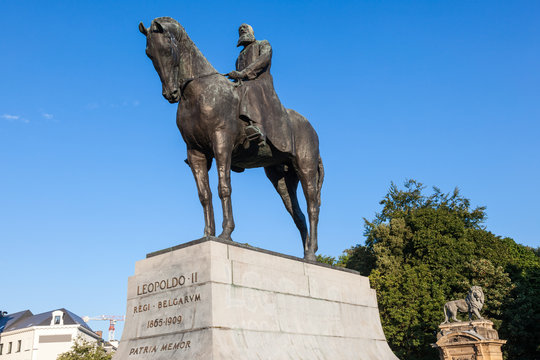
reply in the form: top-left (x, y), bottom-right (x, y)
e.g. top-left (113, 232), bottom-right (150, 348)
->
top-left (240, 40), bottom-right (272, 80)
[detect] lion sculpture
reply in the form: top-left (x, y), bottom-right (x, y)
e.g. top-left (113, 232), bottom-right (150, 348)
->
top-left (442, 286), bottom-right (485, 324)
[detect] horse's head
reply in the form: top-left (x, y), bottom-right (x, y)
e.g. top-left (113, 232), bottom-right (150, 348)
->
top-left (139, 18), bottom-right (182, 103)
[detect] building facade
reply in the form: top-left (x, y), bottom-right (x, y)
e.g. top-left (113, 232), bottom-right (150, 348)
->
top-left (0, 309), bottom-right (101, 360)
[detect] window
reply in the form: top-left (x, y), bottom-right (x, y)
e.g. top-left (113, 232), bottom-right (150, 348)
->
top-left (50, 310), bottom-right (64, 326)
top-left (7, 343), bottom-right (11, 354)
top-left (0, 343), bottom-right (3, 355)
top-left (16, 341), bottom-right (21, 353)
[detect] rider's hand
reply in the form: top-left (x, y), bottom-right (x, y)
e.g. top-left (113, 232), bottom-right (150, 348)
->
top-left (228, 71), bottom-right (243, 80)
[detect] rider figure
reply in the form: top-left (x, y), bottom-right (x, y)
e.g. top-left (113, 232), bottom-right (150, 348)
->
top-left (228, 24), bottom-right (292, 152)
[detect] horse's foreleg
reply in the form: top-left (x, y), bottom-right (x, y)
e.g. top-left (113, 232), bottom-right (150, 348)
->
top-left (264, 165), bottom-right (308, 247)
top-left (187, 149), bottom-right (215, 237)
top-left (213, 136), bottom-right (235, 240)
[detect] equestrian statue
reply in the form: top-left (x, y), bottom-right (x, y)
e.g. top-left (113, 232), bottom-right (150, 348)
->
top-left (139, 17), bottom-right (323, 260)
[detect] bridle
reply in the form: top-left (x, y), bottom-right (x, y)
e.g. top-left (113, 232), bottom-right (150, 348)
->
top-left (161, 26), bottom-right (226, 98)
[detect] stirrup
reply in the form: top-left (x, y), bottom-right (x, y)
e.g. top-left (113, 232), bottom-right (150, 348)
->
top-left (245, 123), bottom-right (263, 142)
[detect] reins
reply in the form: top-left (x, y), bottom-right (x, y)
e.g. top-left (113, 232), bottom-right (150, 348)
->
top-left (179, 72), bottom-right (230, 98)
top-left (179, 72), bottom-right (219, 91)
top-left (165, 26), bottom-right (229, 98)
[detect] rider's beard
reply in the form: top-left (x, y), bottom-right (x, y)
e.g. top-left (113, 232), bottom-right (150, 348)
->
top-left (237, 33), bottom-right (255, 47)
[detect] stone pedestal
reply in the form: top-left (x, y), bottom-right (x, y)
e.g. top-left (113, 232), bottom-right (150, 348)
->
top-left (432, 320), bottom-right (506, 360)
top-left (113, 237), bottom-right (399, 360)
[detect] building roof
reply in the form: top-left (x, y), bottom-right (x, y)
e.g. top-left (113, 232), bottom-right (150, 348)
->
top-left (0, 310), bottom-right (33, 333)
top-left (1, 308), bottom-right (93, 333)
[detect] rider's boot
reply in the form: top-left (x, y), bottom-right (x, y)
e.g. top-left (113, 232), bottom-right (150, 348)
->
top-left (244, 122), bottom-right (266, 146)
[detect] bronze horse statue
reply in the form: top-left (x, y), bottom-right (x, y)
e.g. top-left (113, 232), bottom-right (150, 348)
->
top-left (139, 17), bottom-right (323, 260)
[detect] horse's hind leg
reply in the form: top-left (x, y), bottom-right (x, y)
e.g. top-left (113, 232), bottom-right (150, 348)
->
top-left (264, 165), bottom-right (308, 246)
top-left (187, 148), bottom-right (215, 237)
top-left (296, 157), bottom-right (322, 261)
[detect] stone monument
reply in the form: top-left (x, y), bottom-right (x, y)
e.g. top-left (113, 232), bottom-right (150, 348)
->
top-left (432, 287), bottom-right (506, 360)
top-left (113, 237), bottom-right (399, 359)
top-left (116, 17), bottom-right (401, 359)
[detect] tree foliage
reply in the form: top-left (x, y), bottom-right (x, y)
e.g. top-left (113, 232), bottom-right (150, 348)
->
top-left (500, 265), bottom-right (540, 358)
top-left (316, 251), bottom-right (351, 268)
top-left (57, 338), bottom-right (112, 360)
top-left (325, 180), bottom-right (540, 360)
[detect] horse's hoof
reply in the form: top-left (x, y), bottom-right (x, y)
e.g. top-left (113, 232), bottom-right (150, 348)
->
top-left (218, 233), bottom-right (233, 241)
top-left (304, 252), bottom-right (316, 262)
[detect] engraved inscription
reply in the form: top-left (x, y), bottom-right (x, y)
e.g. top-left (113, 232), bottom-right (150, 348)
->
top-left (133, 293), bottom-right (202, 314)
top-left (128, 341), bottom-right (191, 356)
top-left (133, 304), bottom-right (151, 313)
top-left (136, 272), bottom-right (198, 295)
top-left (146, 315), bottom-right (183, 328)
top-left (158, 293), bottom-right (201, 308)
top-left (160, 341), bottom-right (191, 351)
top-left (129, 346), bottom-right (157, 355)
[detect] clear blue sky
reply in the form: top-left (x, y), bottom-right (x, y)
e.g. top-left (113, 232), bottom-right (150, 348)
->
top-left (1, 0), bottom-right (539, 339)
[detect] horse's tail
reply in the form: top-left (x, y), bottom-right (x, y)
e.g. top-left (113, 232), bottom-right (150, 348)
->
top-left (316, 156), bottom-right (324, 207)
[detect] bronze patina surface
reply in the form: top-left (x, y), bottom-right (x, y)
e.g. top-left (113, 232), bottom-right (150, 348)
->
top-left (139, 18), bottom-right (323, 260)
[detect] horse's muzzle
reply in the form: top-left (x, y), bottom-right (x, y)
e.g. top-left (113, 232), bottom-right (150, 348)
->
top-left (163, 89), bottom-right (180, 103)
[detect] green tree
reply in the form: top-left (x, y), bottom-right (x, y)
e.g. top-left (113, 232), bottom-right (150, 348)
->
top-left (57, 338), bottom-right (112, 360)
top-left (316, 252), bottom-right (349, 267)
top-left (340, 180), bottom-right (539, 360)
top-left (500, 264), bottom-right (540, 359)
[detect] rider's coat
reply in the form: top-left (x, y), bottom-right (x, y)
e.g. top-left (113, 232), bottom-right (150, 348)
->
top-left (236, 40), bottom-right (294, 154)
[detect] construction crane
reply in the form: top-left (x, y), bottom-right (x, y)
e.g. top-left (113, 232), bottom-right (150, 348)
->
top-left (82, 315), bottom-right (125, 343)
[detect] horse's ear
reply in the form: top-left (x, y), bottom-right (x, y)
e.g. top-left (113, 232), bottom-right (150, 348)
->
top-left (139, 22), bottom-right (148, 36)
top-left (153, 21), bottom-right (164, 33)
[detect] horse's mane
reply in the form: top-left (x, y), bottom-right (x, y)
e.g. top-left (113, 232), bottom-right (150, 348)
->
top-left (151, 17), bottom-right (217, 77)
